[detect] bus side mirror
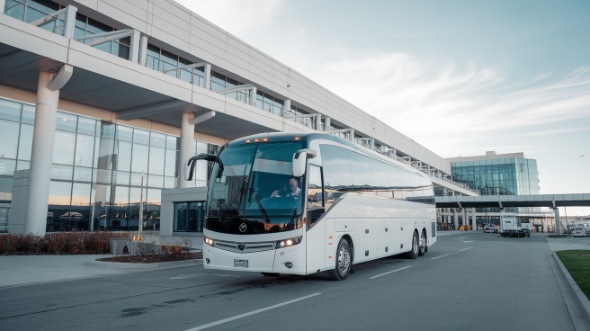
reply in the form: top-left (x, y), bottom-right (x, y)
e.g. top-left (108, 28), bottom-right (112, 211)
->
top-left (187, 153), bottom-right (218, 181)
top-left (292, 149), bottom-right (317, 177)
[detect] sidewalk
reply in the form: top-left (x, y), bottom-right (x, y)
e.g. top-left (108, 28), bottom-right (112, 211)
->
top-left (0, 233), bottom-right (204, 289)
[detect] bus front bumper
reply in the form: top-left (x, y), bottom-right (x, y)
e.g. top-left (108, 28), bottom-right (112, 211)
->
top-left (203, 244), bottom-right (307, 275)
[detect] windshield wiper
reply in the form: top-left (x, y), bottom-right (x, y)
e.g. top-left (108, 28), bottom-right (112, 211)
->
top-left (252, 191), bottom-right (271, 223)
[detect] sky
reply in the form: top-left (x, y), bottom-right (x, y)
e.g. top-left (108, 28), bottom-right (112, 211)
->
top-left (175, 0), bottom-right (590, 216)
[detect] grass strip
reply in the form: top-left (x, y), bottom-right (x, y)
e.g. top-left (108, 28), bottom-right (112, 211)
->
top-left (556, 250), bottom-right (590, 300)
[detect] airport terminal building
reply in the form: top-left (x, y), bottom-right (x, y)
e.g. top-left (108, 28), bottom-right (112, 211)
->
top-left (1, 0), bottom-right (479, 236)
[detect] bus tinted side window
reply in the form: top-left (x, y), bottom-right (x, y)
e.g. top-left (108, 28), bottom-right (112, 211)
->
top-left (307, 165), bottom-right (324, 224)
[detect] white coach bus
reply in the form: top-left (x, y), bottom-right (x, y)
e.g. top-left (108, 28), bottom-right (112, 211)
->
top-left (188, 132), bottom-right (437, 280)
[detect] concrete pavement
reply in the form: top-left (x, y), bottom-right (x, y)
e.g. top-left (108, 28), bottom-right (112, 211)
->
top-left (1, 232), bottom-right (589, 311)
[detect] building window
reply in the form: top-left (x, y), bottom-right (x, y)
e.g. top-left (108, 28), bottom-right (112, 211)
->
top-left (146, 45), bottom-right (205, 86)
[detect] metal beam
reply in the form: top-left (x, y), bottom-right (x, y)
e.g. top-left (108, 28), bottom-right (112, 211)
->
top-left (189, 111), bottom-right (216, 125)
top-left (218, 84), bottom-right (256, 105)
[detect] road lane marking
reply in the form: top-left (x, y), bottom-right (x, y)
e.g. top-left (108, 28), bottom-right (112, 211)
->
top-left (184, 293), bottom-right (322, 331)
top-left (459, 247), bottom-right (474, 252)
top-left (431, 254), bottom-right (450, 260)
top-left (370, 265), bottom-right (412, 279)
top-left (461, 240), bottom-right (475, 243)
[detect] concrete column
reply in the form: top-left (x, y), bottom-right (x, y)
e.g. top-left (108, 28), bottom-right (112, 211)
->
top-left (314, 114), bottom-right (321, 131)
top-left (0, 0), bottom-right (6, 15)
top-left (462, 209), bottom-right (467, 229)
top-left (453, 209), bottom-right (458, 230)
top-left (138, 35), bottom-right (149, 66)
top-left (63, 5), bottom-right (77, 38)
top-left (471, 208), bottom-right (477, 231)
top-left (178, 112), bottom-right (195, 188)
top-left (324, 117), bottom-right (331, 132)
top-left (283, 99), bottom-right (291, 117)
top-left (203, 63), bottom-right (212, 90)
top-left (129, 30), bottom-right (141, 63)
top-left (554, 208), bottom-right (561, 235)
top-left (25, 71), bottom-right (60, 235)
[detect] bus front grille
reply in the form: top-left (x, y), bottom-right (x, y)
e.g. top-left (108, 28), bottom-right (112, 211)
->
top-left (214, 240), bottom-right (276, 253)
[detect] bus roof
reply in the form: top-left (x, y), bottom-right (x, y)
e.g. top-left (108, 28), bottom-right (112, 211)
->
top-left (224, 132), bottom-right (429, 181)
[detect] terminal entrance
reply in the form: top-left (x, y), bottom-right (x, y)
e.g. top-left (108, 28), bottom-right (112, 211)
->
top-left (174, 201), bottom-right (205, 232)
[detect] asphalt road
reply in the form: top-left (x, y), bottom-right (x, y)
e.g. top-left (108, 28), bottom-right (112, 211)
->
top-left (0, 232), bottom-right (584, 330)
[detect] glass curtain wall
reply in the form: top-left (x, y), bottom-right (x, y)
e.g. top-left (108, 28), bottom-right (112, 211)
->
top-left (0, 97), bottom-right (217, 232)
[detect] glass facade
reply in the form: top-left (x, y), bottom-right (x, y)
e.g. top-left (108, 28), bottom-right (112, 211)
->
top-left (451, 157), bottom-right (540, 214)
top-left (0, 97), bottom-right (217, 232)
top-left (451, 158), bottom-right (540, 196)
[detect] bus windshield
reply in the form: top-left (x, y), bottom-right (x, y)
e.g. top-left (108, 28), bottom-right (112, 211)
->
top-left (206, 142), bottom-right (305, 234)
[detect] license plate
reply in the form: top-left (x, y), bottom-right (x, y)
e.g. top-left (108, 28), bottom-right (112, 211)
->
top-left (234, 259), bottom-right (249, 268)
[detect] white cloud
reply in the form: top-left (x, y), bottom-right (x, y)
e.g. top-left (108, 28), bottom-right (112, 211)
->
top-left (311, 51), bottom-right (590, 157)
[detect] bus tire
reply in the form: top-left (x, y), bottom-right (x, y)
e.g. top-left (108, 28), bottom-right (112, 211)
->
top-left (328, 238), bottom-right (352, 281)
top-left (418, 230), bottom-right (427, 256)
top-left (406, 231), bottom-right (419, 259)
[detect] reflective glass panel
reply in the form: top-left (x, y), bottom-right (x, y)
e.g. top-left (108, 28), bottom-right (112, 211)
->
top-left (0, 158), bottom-right (16, 176)
top-left (149, 146), bottom-right (165, 175)
top-left (77, 117), bottom-right (96, 136)
top-left (56, 112), bottom-right (77, 132)
top-left (21, 105), bottom-right (35, 125)
top-left (17, 124), bottom-right (33, 161)
top-left (0, 121), bottom-right (19, 159)
top-left (150, 132), bottom-right (166, 148)
top-left (114, 170), bottom-right (130, 186)
top-left (48, 181), bottom-right (72, 206)
top-left (116, 125), bottom-right (133, 142)
top-left (0, 99), bottom-right (21, 122)
top-left (53, 131), bottom-right (75, 165)
top-left (133, 129), bottom-right (150, 145)
top-left (51, 164), bottom-right (73, 180)
top-left (0, 177), bottom-right (13, 201)
top-left (5, 0), bottom-right (26, 20)
top-left (131, 144), bottom-right (148, 173)
top-left (75, 134), bottom-right (95, 167)
top-left (71, 183), bottom-right (91, 206)
top-left (148, 174), bottom-right (163, 188)
top-left (73, 166), bottom-right (93, 182)
top-left (115, 141), bottom-right (132, 172)
top-left (16, 160), bottom-right (30, 171)
top-left (165, 149), bottom-right (177, 177)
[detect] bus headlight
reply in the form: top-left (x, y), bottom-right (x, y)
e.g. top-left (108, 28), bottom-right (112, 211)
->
top-left (204, 236), bottom-right (214, 246)
top-left (276, 236), bottom-right (302, 249)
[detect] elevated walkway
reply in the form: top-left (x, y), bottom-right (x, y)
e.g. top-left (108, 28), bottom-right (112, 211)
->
top-left (435, 193), bottom-right (590, 209)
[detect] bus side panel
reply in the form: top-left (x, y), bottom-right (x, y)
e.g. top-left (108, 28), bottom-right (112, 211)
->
top-left (352, 219), bottom-right (378, 264)
top-left (306, 220), bottom-right (327, 274)
top-left (377, 219), bottom-right (393, 258)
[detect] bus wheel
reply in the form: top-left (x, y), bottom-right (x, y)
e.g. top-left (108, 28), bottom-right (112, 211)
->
top-left (406, 231), bottom-right (419, 259)
top-left (328, 238), bottom-right (352, 281)
top-left (261, 272), bottom-right (279, 277)
top-left (418, 230), bottom-right (427, 256)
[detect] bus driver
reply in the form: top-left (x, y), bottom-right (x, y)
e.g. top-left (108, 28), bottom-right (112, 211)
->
top-left (270, 178), bottom-right (301, 198)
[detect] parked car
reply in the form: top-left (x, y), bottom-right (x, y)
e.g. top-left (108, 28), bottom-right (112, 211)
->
top-left (483, 224), bottom-right (496, 233)
top-left (504, 227), bottom-right (530, 238)
top-left (572, 229), bottom-right (586, 237)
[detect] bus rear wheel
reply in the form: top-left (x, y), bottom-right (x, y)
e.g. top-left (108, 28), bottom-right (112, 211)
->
top-left (418, 230), bottom-right (427, 256)
top-left (406, 231), bottom-right (419, 259)
top-left (328, 238), bottom-right (352, 281)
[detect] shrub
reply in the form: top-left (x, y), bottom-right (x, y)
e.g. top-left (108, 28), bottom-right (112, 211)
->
top-left (0, 231), bottom-right (124, 255)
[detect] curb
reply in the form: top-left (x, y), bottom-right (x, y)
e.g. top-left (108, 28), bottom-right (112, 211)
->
top-left (552, 252), bottom-right (590, 324)
top-left (84, 258), bottom-right (203, 269)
